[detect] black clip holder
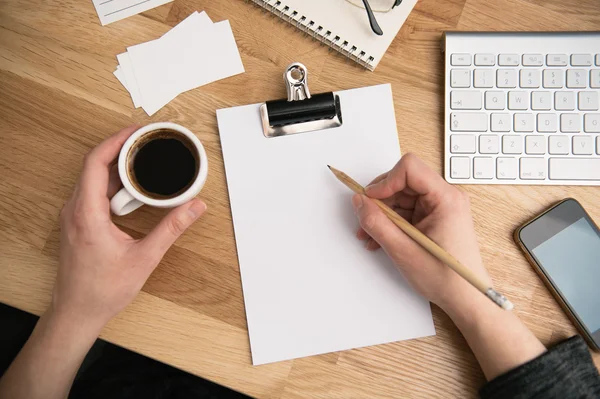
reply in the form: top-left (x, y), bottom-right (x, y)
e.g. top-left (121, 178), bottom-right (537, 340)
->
top-left (260, 63), bottom-right (343, 138)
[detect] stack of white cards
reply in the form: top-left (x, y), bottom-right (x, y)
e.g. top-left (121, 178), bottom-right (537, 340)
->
top-left (113, 12), bottom-right (245, 116)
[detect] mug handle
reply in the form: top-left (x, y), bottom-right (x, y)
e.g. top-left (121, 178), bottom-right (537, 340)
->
top-left (110, 188), bottom-right (144, 216)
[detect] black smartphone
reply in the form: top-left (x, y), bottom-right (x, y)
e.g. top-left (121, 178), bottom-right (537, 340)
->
top-left (515, 198), bottom-right (600, 351)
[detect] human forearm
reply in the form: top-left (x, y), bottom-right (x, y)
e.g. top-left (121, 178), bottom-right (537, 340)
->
top-left (443, 286), bottom-right (547, 381)
top-left (353, 155), bottom-right (549, 383)
top-left (0, 305), bottom-right (102, 399)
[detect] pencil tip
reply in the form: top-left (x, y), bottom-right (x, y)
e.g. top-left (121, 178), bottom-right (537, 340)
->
top-left (327, 165), bottom-right (331, 170)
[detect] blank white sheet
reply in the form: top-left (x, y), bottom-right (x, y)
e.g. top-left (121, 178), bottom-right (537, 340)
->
top-left (217, 84), bottom-right (435, 365)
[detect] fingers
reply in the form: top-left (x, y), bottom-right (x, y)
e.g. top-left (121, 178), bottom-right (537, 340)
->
top-left (356, 227), bottom-right (370, 241)
top-left (356, 205), bottom-right (413, 252)
top-left (366, 239), bottom-right (380, 251)
top-left (392, 192), bottom-right (418, 211)
top-left (352, 194), bottom-right (429, 266)
top-left (365, 153), bottom-right (448, 202)
top-left (139, 199), bottom-right (207, 263)
top-left (352, 194), bottom-right (409, 255)
top-left (107, 164), bottom-right (121, 199)
top-left (79, 125), bottom-right (140, 207)
top-left (357, 228), bottom-right (381, 251)
top-left (367, 171), bottom-right (388, 186)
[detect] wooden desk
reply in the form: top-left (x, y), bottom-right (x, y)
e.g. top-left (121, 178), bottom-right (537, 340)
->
top-left (1, 0), bottom-right (599, 397)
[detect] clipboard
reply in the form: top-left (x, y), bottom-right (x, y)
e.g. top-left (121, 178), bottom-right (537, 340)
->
top-left (216, 63), bottom-right (435, 366)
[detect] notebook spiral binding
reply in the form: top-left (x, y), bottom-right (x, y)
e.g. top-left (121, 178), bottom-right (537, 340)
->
top-left (248, 0), bottom-right (376, 71)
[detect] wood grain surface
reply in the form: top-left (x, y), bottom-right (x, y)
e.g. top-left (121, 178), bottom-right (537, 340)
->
top-left (1, 0), bottom-right (599, 397)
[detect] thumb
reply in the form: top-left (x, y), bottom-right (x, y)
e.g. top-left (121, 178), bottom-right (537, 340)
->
top-left (352, 194), bottom-right (415, 262)
top-left (140, 199), bottom-right (207, 259)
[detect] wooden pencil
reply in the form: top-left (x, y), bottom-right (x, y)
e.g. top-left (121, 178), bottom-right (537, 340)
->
top-left (328, 165), bottom-right (514, 311)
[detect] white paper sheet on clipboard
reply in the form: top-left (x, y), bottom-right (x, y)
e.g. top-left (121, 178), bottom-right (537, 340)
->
top-left (217, 83), bottom-right (435, 365)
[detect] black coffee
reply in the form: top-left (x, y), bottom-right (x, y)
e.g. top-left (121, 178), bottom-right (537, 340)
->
top-left (128, 129), bottom-right (199, 199)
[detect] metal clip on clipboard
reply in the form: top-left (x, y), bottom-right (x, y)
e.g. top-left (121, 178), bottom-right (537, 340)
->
top-left (260, 62), bottom-right (343, 138)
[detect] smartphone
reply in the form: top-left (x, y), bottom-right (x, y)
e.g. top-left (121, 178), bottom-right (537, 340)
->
top-left (515, 198), bottom-right (600, 351)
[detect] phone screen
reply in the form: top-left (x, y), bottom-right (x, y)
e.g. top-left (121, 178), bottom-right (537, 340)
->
top-left (519, 199), bottom-right (600, 347)
top-left (531, 217), bottom-right (600, 334)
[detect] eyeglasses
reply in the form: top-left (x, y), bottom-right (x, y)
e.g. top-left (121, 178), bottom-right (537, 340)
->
top-left (345, 0), bottom-right (403, 36)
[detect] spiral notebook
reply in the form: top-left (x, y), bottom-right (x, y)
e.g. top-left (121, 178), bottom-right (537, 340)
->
top-left (249, 0), bottom-right (418, 70)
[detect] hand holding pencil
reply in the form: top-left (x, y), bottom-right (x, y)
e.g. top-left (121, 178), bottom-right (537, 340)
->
top-left (329, 153), bottom-right (513, 312)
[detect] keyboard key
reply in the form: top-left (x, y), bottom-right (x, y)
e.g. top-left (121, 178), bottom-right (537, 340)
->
top-left (474, 69), bottom-right (494, 88)
top-left (450, 157), bottom-right (470, 179)
top-left (479, 135), bottom-right (499, 154)
top-left (496, 157), bottom-right (518, 179)
top-left (520, 158), bottom-right (546, 180)
top-left (573, 136), bottom-right (593, 155)
top-left (571, 54), bottom-right (593, 66)
top-left (549, 158), bottom-right (600, 180)
top-left (450, 69), bottom-right (470, 88)
top-left (584, 113), bottom-right (600, 132)
top-left (555, 91), bottom-right (575, 110)
top-left (450, 134), bottom-right (476, 153)
top-left (597, 55), bottom-right (600, 66)
top-left (537, 113), bottom-right (557, 132)
top-left (560, 113), bottom-right (581, 132)
top-left (532, 91), bottom-right (551, 110)
top-left (497, 69), bottom-right (517, 88)
top-left (549, 135), bottom-right (569, 155)
top-left (474, 157), bottom-right (494, 179)
top-left (566, 69), bottom-right (588, 88)
top-left (499, 54), bottom-right (519, 66)
top-left (547, 54), bottom-right (568, 66)
top-left (525, 135), bottom-right (546, 154)
top-left (503, 135), bottom-right (523, 154)
top-left (485, 91), bottom-right (505, 110)
top-left (579, 92), bottom-right (599, 111)
top-left (451, 54), bottom-right (472, 66)
top-left (514, 113), bottom-right (534, 132)
top-left (508, 91), bottom-right (529, 110)
top-left (450, 91), bottom-right (482, 110)
top-left (491, 113), bottom-right (510, 132)
top-left (592, 70), bottom-right (600, 88)
top-left (597, 136), bottom-right (600, 154)
top-left (520, 69), bottom-right (541, 88)
top-left (475, 54), bottom-right (495, 66)
top-left (523, 54), bottom-right (543, 66)
top-left (450, 113), bottom-right (487, 131)
top-left (543, 69), bottom-right (564, 88)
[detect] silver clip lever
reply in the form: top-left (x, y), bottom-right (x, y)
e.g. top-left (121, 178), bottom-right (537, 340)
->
top-left (284, 63), bottom-right (311, 101)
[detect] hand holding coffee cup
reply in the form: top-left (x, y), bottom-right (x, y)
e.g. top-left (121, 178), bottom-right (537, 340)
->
top-left (110, 122), bottom-right (208, 216)
top-left (53, 125), bottom-right (207, 331)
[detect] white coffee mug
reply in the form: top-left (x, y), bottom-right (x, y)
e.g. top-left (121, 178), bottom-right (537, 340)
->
top-left (110, 122), bottom-right (208, 216)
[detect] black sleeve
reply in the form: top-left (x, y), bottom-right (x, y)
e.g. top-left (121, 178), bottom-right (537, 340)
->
top-left (480, 336), bottom-right (600, 399)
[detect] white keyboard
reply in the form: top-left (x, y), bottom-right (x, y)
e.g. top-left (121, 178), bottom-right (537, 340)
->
top-left (443, 32), bottom-right (600, 185)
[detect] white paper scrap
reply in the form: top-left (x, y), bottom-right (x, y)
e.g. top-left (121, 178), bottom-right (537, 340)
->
top-left (177, 21), bottom-right (245, 94)
top-left (116, 52), bottom-right (143, 108)
top-left (124, 11), bottom-right (212, 115)
top-left (91, 0), bottom-right (174, 26)
top-left (127, 16), bottom-right (243, 115)
top-left (113, 66), bottom-right (129, 91)
top-left (112, 11), bottom-right (243, 115)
